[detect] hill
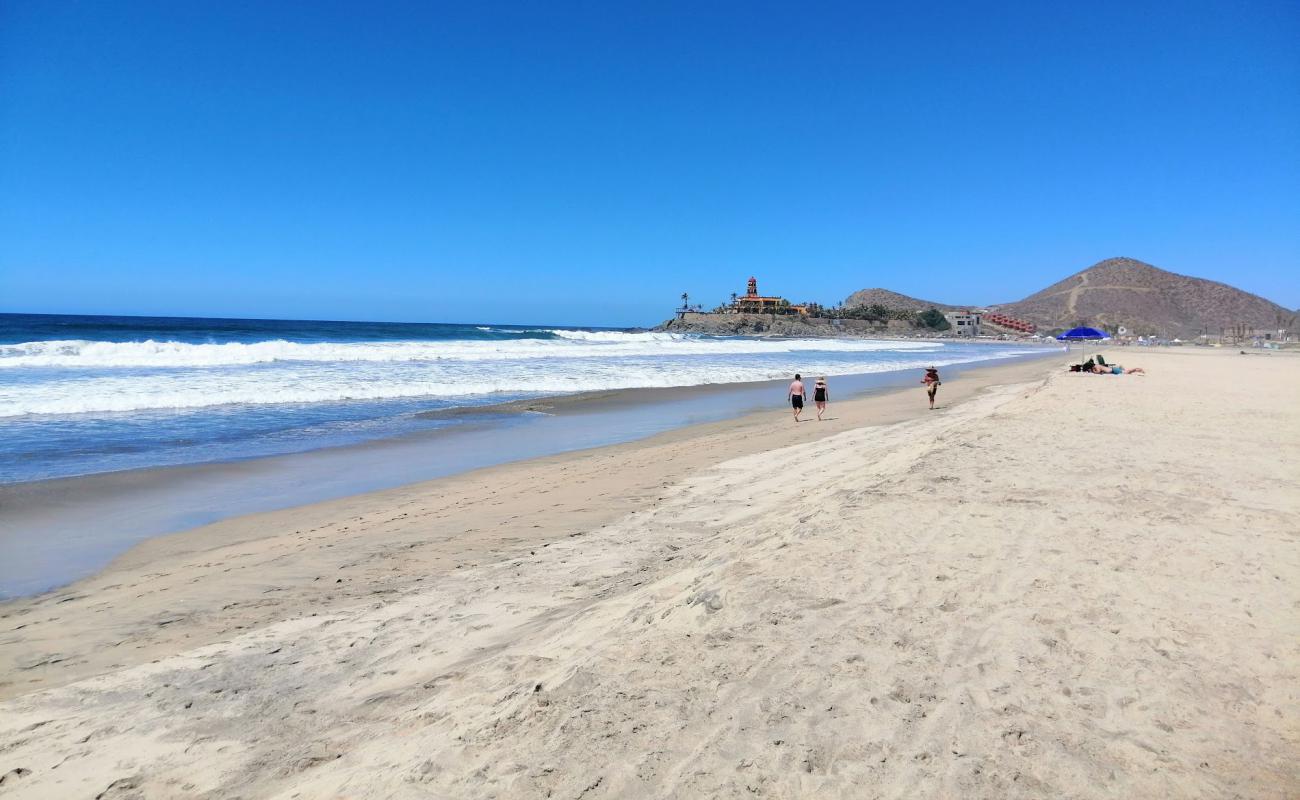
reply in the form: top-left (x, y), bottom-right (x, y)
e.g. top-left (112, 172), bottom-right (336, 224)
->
top-left (842, 258), bottom-right (1295, 338)
top-left (989, 257), bottom-right (1295, 337)
top-left (841, 287), bottom-right (958, 312)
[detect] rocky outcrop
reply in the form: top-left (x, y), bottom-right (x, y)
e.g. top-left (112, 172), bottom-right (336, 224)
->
top-left (656, 312), bottom-right (914, 338)
top-left (842, 288), bottom-right (958, 312)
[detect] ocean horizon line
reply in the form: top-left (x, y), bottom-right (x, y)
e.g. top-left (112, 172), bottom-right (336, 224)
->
top-left (0, 309), bottom-right (642, 334)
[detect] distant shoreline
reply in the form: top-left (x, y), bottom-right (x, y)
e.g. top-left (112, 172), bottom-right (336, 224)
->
top-left (4, 348), bottom-right (1294, 798)
top-left (655, 311), bottom-right (1048, 343)
top-left (0, 349), bottom-right (1058, 599)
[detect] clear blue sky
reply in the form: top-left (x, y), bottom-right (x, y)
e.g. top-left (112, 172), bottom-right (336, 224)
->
top-left (2, 1), bottom-right (1297, 326)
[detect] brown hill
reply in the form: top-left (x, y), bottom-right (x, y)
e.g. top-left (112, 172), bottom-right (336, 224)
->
top-left (842, 287), bottom-right (958, 312)
top-left (990, 257), bottom-right (1295, 338)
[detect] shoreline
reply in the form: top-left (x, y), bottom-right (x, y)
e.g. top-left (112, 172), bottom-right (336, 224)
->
top-left (1, 347), bottom-right (1295, 797)
top-left (1, 354), bottom-right (1058, 698)
top-left (0, 350), bottom-right (1058, 599)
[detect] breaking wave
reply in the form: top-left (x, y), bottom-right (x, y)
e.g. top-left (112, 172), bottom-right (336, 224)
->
top-left (0, 332), bottom-right (937, 369)
top-left (0, 353), bottom-right (980, 417)
top-left (0, 325), bottom-right (1047, 418)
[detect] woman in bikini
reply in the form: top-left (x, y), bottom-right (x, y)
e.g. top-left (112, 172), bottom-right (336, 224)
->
top-left (813, 377), bottom-right (829, 420)
top-left (922, 366), bottom-right (941, 410)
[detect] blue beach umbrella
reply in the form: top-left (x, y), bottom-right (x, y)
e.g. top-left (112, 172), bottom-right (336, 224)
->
top-left (1056, 326), bottom-right (1110, 341)
top-left (1056, 326), bottom-right (1110, 355)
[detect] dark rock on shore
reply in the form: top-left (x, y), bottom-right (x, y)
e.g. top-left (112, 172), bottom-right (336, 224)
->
top-left (656, 312), bottom-right (914, 338)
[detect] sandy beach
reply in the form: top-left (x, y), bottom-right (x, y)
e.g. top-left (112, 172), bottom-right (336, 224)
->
top-left (1, 349), bottom-right (1296, 798)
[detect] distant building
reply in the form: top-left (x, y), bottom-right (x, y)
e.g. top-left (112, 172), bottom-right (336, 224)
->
top-left (944, 310), bottom-right (982, 336)
top-left (982, 312), bottom-right (1037, 334)
top-left (731, 277), bottom-right (808, 315)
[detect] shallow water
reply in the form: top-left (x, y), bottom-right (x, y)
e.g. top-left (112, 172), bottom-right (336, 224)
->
top-left (0, 313), bottom-right (1044, 483)
top-left (0, 352), bottom-right (1060, 599)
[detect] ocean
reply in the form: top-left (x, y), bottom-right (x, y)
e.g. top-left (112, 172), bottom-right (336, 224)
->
top-left (0, 313), bottom-right (1044, 485)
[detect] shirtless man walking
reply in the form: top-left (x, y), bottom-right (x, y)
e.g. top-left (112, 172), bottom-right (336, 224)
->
top-left (787, 373), bottom-right (806, 421)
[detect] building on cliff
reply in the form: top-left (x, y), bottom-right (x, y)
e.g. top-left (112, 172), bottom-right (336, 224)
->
top-left (943, 310), bottom-right (982, 336)
top-left (729, 277), bottom-right (808, 315)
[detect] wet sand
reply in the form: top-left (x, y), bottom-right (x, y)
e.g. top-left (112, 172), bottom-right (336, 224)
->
top-left (1, 349), bottom-right (1296, 798)
top-left (0, 352), bottom-right (1055, 598)
top-left (1, 357), bottom-right (1052, 697)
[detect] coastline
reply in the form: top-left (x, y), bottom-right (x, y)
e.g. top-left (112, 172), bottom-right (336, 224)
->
top-left (1, 347), bottom-right (1295, 798)
top-left (1, 355), bottom-right (1057, 697)
top-left (655, 310), bottom-right (1042, 340)
top-left (0, 349), bottom-right (1058, 599)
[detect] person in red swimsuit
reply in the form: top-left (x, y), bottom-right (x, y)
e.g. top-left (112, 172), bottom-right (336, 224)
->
top-left (922, 366), bottom-right (941, 410)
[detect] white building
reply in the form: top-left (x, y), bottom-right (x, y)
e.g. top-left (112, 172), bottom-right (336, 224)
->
top-left (944, 310), bottom-right (981, 336)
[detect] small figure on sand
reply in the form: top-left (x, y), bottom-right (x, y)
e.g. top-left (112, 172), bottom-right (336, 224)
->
top-left (1094, 363), bottom-right (1145, 375)
top-left (813, 376), bottom-right (829, 420)
top-left (788, 373), bottom-right (805, 421)
top-left (922, 366), bottom-right (941, 410)
top-left (1069, 355), bottom-right (1146, 375)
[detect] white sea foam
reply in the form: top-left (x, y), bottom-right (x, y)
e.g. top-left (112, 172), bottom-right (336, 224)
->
top-left (0, 333), bottom-right (937, 369)
top-left (0, 330), bottom-right (1044, 418)
top-left (0, 351), bottom-right (1039, 418)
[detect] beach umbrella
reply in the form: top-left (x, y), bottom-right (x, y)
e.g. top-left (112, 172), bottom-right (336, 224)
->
top-left (1056, 326), bottom-right (1109, 356)
top-left (1056, 326), bottom-right (1110, 341)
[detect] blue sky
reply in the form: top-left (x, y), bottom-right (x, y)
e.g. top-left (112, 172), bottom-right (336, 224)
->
top-left (2, 1), bottom-right (1297, 326)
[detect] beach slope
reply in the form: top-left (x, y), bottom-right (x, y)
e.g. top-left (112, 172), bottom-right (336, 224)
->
top-left (1, 350), bottom-right (1296, 798)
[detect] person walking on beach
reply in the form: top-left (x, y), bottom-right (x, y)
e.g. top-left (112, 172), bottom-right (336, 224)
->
top-left (813, 376), bottom-right (829, 421)
top-left (922, 366), bottom-right (941, 410)
top-left (788, 373), bottom-right (806, 421)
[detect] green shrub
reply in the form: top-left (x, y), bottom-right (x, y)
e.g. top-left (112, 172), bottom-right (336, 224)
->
top-left (919, 308), bottom-right (951, 330)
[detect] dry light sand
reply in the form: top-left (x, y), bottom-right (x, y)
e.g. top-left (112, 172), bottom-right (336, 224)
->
top-left (1, 349), bottom-right (1297, 799)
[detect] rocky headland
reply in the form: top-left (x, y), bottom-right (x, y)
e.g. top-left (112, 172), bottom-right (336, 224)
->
top-left (656, 312), bottom-right (917, 338)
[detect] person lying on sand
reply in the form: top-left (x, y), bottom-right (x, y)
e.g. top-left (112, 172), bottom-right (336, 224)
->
top-left (1092, 364), bottom-right (1145, 375)
top-left (1073, 363), bottom-right (1145, 375)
